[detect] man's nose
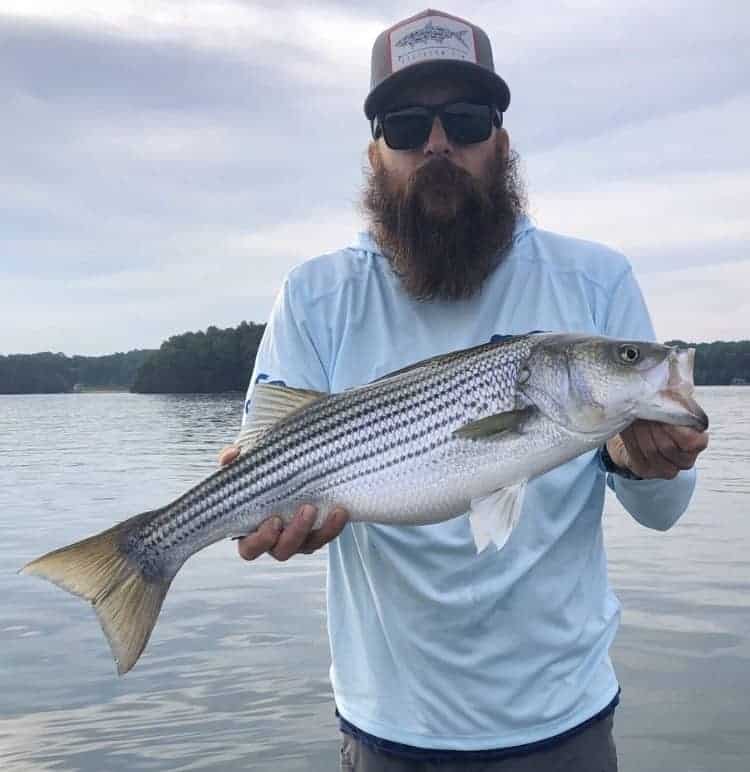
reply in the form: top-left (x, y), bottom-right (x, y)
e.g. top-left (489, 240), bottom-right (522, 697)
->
top-left (423, 116), bottom-right (452, 156)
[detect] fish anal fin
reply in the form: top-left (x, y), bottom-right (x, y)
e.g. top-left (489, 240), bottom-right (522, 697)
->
top-left (469, 481), bottom-right (527, 554)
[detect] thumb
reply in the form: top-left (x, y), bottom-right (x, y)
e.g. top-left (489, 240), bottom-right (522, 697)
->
top-left (218, 445), bottom-right (241, 466)
top-left (606, 434), bottom-right (631, 469)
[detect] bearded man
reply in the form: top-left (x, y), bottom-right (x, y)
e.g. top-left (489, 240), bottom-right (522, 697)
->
top-left (222, 9), bottom-right (708, 771)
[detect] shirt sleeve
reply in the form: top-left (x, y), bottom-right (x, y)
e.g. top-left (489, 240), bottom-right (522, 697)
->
top-left (601, 266), bottom-right (697, 531)
top-left (242, 275), bottom-right (330, 427)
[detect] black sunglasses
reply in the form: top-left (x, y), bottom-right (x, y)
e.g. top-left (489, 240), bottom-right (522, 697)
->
top-left (371, 100), bottom-right (502, 151)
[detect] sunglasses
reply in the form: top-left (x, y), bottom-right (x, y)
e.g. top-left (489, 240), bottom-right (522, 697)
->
top-left (371, 101), bottom-right (502, 151)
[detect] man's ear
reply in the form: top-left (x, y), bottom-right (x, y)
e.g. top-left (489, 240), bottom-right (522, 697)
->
top-left (367, 140), bottom-right (379, 170)
top-left (496, 128), bottom-right (510, 161)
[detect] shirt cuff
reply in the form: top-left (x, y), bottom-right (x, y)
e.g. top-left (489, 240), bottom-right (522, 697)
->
top-left (599, 444), bottom-right (643, 481)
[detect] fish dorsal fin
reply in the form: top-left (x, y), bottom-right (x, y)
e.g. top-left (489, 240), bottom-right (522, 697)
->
top-left (235, 384), bottom-right (326, 452)
top-left (469, 481), bottom-right (527, 553)
top-left (452, 407), bottom-right (532, 440)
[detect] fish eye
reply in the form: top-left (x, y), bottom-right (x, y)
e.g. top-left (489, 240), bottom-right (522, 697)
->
top-left (618, 344), bottom-right (641, 365)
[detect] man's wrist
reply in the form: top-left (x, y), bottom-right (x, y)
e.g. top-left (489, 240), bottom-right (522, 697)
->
top-left (600, 443), bottom-right (644, 480)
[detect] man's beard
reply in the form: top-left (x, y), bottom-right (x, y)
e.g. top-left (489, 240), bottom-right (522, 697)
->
top-left (363, 145), bottom-right (527, 301)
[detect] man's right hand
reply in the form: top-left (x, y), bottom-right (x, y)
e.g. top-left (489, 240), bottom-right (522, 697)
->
top-left (218, 445), bottom-right (350, 562)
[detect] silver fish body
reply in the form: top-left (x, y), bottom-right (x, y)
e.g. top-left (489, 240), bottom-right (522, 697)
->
top-left (21, 333), bottom-right (708, 674)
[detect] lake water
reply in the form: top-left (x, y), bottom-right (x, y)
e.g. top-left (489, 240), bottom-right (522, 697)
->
top-left (0, 388), bottom-right (747, 771)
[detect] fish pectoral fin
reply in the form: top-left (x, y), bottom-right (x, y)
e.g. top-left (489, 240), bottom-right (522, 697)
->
top-left (235, 384), bottom-right (327, 452)
top-left (453, 408), bottom-right (531, 440)
top-left (468, 481), bottom-right (527, 554)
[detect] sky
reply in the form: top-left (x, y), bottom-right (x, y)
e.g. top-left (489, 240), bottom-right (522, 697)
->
top-left (1, 0), bottom-right (748, 355)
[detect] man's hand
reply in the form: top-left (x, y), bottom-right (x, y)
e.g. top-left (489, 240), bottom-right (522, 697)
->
top-left (218, 445), bottom-right (350, 561)
top-left (606, 420), bottom-right (709, 480)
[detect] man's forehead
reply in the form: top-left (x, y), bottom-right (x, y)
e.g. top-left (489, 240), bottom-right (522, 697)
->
top-left (383, 77), bottom-right (491, 110)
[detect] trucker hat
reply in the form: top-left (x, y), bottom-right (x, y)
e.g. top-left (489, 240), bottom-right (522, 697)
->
top-left (364, 9), bottom-right (510, 120)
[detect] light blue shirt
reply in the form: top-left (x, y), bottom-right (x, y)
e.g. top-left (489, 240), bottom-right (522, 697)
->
top-left (244, 216), bottom-right (696, 749)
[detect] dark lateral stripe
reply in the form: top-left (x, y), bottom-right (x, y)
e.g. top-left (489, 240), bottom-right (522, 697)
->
top-left (232, 380), bottom-right (471, 503)
top-left (229, 410), bottom-right (453, 510)
top-left (143, 341), bottom-right (530, 547)
top-left (152, 366), bottom-right (504, 544)
top-left (169, 344), bottom-right (504, 522)
top-left (237, 363), bottom-right (492, 493)
top-left (238, 358), bottom-right (508, 505)
top-left (261, 431), bottom-right (449, 510)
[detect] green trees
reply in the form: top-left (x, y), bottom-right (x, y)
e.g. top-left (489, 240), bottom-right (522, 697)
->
top-left (1, 323), bottom-right (265, 394)
top-left (131, 322), bottom-right (265, 393)
top-left (3, 331), bottom-right (748, 394)
top-left (0, 350), bottom-right (153, 394)
top-left (0, 352), bottom-right (72, 393)
top-left (665, 341), bottom-right (750, 385)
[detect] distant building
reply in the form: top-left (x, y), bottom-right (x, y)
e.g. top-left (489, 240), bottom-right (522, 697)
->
top-left (730, 377), bottom-right (747, 385)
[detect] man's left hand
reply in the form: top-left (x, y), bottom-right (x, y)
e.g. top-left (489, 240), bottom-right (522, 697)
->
top-left (606, 420), bottom-right (709, 480)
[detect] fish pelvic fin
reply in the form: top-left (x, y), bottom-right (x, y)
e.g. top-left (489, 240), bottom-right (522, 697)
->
top-left (468, 481), bottom-right (527, 553)
top-left (20, 509), bottom-right (171, 676)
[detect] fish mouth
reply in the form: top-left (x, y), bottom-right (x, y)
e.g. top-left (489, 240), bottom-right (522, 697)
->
top-left (656, 389), bottom-right (709, 431)
top-left (642, 348), bottom-right (709, 431)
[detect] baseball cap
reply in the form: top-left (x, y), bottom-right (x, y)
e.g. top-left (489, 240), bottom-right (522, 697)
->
top-left (364, 9), bottom-right (510, 120)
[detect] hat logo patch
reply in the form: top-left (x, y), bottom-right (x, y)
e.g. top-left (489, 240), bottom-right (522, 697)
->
top-left (396, 20), bottom-right (469, 51)
top-left (390, 16), bottom-right (477, 72)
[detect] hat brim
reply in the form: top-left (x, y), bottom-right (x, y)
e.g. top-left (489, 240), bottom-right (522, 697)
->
top-left (364, 60), bottom-right (510, 120)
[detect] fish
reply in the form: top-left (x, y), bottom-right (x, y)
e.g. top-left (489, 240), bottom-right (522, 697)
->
top-left (20, 333), bottom-right (708, 675)
top-left (395, 21), bottom-right (471, 51)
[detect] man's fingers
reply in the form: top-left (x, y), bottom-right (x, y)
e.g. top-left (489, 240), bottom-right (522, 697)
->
top-left (623, 422), bottom-right (679, 479)
top-left (661, 424), bottom-right (710, 454)
top-left (618, 420), bottom-right (708, 480)
top-left (640, 422), bottom-right (681, 478)
top-left (651, 425), bottom-right (704, 470)
top-left (300, 508), bottom-right (350, 553)
top-left (219, 445), bottom-right (240, 466)
top-left (619, 425), bottom-right (648, 475)
top-left (270, 505), bottom-right (318, 561)
top-left (646, 422), bottom-right (685, 474)
top-left (237, 516), bottom-right (283, 561)
top-left (236, 505), bottom-right (349, 562)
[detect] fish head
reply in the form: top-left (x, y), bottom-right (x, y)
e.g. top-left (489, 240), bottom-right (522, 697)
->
top-left (519, 335), bottom-right (708, 439)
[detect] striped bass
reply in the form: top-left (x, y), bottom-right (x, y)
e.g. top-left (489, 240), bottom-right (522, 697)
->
top-left (21, 333), bottom-right (708, 675)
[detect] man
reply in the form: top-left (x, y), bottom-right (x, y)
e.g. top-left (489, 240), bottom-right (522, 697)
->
top-left (221, 9), bottom-right (708, 771)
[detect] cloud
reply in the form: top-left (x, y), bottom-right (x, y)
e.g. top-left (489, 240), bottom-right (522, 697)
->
top-left (641, 258), bottom-right (750, 342)
top-left (0, 1), bottom-right (748, 354)
top-left (521, 94), bottom-right (750, 189)
top-left (1, 205), bottom-right (360, 354)
top-left (486, 0), bottom-right (750, 150)
top-left (529, 169), bottom-right (750, 271)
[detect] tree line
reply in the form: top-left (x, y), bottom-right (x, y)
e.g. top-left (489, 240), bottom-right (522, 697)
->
top-left (665, 340), bottom-right (750, 386)
top-left (2, 327), bottom-right (749, 394)
top-left (0, 350), bottom-right (154, 394)
top-left (131, 322), bottom-right (265, 393)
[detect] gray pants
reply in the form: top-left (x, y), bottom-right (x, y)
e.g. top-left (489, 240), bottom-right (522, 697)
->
top-left (339, 713), bottom-right (617, 772)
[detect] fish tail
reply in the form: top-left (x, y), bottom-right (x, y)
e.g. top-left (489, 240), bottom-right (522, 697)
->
top-left (20, 509), bottom-right (171, 676)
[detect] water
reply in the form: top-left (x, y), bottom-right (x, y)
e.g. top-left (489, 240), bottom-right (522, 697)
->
top-left (0, 388), bottom-right (747, 771)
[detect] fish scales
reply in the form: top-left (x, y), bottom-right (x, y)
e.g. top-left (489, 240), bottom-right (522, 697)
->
top-left (234, 340), bottom-right (528, 516)
top-left (138, 338), bottom-right (530, 559)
